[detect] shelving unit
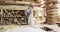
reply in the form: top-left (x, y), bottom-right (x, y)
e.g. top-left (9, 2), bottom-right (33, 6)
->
top-left (0, 9), bottom-right (28, 25)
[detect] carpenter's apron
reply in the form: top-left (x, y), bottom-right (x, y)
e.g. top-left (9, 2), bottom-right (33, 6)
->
top-left (25, 7), bottom-right (34, 25)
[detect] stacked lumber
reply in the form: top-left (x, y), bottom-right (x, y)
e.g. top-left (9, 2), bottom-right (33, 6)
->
top-left (45, 0), bottom-right (58, 24)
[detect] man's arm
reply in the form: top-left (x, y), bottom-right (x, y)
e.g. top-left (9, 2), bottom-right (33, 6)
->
top-left (27, 10), bottom-right (31, 17)
top-left (25, 7), bottom-right (32, 17)
top-left (24, 9), bottom-right (29, 18)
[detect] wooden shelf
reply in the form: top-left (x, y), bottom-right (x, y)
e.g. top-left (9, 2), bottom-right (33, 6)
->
top-left (0, 9), bottom-right (28, 25)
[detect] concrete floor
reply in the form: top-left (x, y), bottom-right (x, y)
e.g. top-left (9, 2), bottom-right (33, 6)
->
top-left (0, 25), bottom-right (46, 32)
top-left (38, 24), bottom-right (60, 32)
top-left (0, 24), bottom-right (60, 32)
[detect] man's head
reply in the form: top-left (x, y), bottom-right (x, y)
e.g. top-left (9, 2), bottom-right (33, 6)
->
top-left (29, 3), bottom-right (34, 8)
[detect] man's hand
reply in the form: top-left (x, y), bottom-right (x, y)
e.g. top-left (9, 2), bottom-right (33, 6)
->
top-left (26, 16), bottom-right (28, 18)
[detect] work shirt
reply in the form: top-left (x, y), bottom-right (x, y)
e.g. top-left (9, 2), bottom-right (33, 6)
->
top-left (25, 7), bottom-right (34, 25)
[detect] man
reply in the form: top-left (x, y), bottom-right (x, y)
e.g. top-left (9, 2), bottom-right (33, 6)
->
top-left (25, 3), bottom-right (34, 25)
